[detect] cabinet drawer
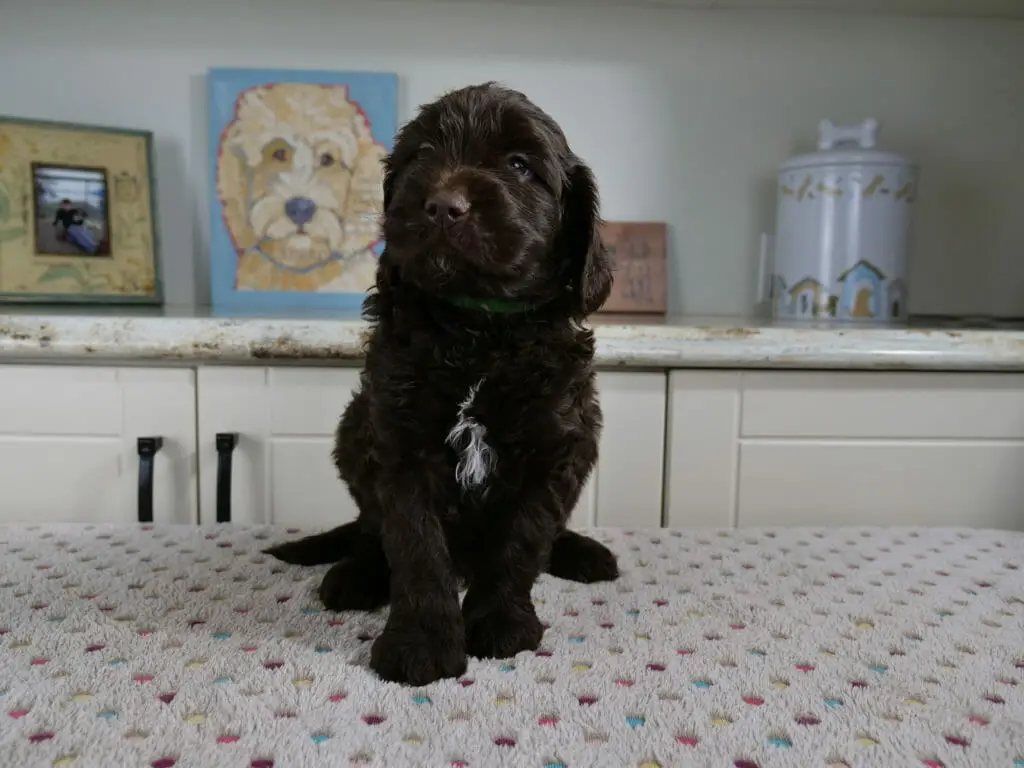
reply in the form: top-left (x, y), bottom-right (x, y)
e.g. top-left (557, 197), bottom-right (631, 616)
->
top-left (737, 442), bottom-right (1024, 530)
top-left (741, 372), bottom-right (1024, 439)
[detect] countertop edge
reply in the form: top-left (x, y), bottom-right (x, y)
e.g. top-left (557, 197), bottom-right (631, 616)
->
top-left (1, 314), bottom-right (1024, 371)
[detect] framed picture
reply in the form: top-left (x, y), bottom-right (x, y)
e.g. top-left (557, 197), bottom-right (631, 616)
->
top-left (598, 221), bottom-right (668, 314)
top-left (208, 67), bottom-right (398, 314)
top-left (0, 117), bottom-right (161, 305)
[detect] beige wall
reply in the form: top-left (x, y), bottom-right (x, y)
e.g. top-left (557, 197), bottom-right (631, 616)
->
top-left (2, 0), bottom-right (1021, 316)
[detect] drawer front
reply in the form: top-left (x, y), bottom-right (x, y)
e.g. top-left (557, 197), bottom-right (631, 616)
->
top-left (741, 372), bottom-right (1024, 439)
top-left (738, 441), bottom-right (1024, 530)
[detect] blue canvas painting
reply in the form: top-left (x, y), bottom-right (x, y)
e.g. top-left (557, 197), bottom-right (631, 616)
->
top-left (207, 67), bottom-right (397, 314)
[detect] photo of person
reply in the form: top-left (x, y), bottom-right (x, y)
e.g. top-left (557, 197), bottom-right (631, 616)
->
top-left (32, 164), bottom-right (112, 257)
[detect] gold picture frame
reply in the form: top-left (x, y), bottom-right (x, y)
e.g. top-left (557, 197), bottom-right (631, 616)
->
top-left (0, 116), bottom-right (161, 305)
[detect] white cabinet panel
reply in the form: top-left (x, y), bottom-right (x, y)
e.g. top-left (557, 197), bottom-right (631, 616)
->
top-left (742, 372), bottom-right (1024, 439)
top-left (0, 440), bottom-right (123, 523)
top-left (664, 371), bottom-right (741, 529)
top-left (0, 366), bottom-right (122, 435)
top-left (593, 371), bottom-right (666, 528)
top-left (269, 437), bottom-right (350, 528)
top-left (0, 365), bottom-right (196, 524)
top-left (738, 441), bottom-right (1024, 530)
top-left (268, 368), bottom-right (362, 435)
top-left (568, 477), bottom-right (597, 529)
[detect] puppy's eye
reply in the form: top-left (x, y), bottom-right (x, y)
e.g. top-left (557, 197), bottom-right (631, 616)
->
top-left (272, 148), bottom-right (290, 163)
top-left (318, 153), bottom-right (335, 168)
top-left (508, 155), bottom-right (531, 177)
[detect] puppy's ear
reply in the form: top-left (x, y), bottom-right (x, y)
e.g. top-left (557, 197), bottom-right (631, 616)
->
top-left (562, 160), bottom-right (612, 317)
top-left (381, 154), bottom-right (396, 213)
top-left (363, 248), bottom-right (400, 321)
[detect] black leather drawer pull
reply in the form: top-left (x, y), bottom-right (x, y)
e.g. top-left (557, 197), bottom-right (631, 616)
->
top-left (136, 436), bottom-right (164, 524)
top-left (215, 433), bottom-right (239, 523)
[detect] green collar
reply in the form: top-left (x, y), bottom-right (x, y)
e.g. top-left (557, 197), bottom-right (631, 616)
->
top-left (441, 294), bottom-right (539, 313)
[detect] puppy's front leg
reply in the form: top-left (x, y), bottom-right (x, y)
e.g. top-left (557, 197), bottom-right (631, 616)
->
top-left (462, 512), bottom-right (553, 659)
top-left (369, 477), bottom-right (466, 685)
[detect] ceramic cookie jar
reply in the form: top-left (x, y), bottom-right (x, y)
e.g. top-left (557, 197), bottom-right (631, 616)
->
top-left (770, 118), bottom-right (918, 323)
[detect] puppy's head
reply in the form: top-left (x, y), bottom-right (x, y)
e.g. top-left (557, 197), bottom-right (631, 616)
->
top-left (378, 82), bottom-right (611, 317)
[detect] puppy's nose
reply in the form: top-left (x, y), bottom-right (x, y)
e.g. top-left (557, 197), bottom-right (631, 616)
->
top-left (424, 188), bottom-right (471, 224)
top-left (285, 196), bottom-right (317, 226)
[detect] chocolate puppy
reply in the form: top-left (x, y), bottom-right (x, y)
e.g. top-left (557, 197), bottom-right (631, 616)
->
top-left (266, 82), bottom-right (618, 686)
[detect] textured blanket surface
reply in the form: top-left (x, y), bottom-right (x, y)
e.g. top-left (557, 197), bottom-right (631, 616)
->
top-left (0, 524), bottom-right (1022, 768)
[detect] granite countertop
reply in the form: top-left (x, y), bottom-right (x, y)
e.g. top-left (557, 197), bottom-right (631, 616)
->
top-left (1, 305), bottom-right (1023, 371)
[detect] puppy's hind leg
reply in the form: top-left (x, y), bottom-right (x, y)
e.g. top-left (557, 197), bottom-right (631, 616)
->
top-left (547, 529), bottom-right (619, 583)
top-left (264, 522), bottom-right (362, 566)
top-left (319, 532), bottom-right (391, 611)
top-left (545, 447), bottom-right (619, 583)
top-left (314, 387), bottom-right (392, 610)
top-left (267, 388), bottom-right (381, 570)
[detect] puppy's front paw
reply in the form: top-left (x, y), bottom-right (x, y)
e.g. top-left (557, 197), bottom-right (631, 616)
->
top-left (464, 604), bottom-right (544, 659)
top-left (370, 616), bottom-right (467, 685)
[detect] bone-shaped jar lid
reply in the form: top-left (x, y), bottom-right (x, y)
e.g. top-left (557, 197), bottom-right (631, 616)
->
top-left (779, 118), bottom-right (917, 172)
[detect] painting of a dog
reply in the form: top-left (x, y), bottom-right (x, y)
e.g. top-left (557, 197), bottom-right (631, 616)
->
top-left (208, 69), bottom-right (397, 312)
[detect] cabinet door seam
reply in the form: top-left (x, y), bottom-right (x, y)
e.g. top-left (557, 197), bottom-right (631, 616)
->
top-left (731, 383), bottom-right (744, 529)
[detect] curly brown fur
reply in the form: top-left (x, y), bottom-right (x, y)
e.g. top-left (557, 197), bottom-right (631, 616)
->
top-left (265, 82), bottom-right (619, 685)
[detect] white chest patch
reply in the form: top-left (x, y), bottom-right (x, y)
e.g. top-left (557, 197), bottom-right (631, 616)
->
top-left (445, 379), bottom-right (495, 490)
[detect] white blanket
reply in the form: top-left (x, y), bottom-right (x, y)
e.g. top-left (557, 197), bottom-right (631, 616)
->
top-left (0, 524), bottom-right (1021, 768)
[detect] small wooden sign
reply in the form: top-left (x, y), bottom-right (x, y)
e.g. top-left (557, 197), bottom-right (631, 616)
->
top-left (598, 221), bottom-right (667, 314)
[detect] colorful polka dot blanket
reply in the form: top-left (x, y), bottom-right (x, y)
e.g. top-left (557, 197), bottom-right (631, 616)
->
top-left (0, 524), bottom-right (1022, 768)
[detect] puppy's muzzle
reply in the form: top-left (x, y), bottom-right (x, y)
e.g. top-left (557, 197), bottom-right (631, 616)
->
top-left (425, 185), bottom-right (471, 228)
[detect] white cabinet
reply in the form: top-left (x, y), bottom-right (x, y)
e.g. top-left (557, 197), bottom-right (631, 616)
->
top-left (6, 361), bottom-right (1024, 532)
top-left (665, 370), bottom-right (1024, 531)
top-left (0, 365), bottom-right (197, 524)
top-left (197, 367), bottom-right (666, 529)
top-left (196, 367), bottom-right (362, 527)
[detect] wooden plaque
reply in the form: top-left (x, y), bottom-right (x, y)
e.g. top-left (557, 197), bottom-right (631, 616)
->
top-left (598, 221), bottom-right (667, 314)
